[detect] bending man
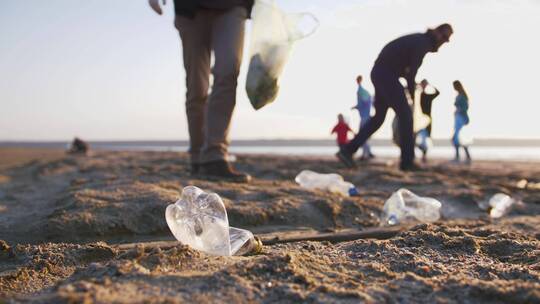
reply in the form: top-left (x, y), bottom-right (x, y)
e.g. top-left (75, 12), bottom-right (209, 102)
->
top-left (337, 24), bottom-right (453, 171)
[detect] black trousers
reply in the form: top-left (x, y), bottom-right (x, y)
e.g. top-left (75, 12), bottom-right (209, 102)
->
top-left (345, 66), bottom-right (415, 166)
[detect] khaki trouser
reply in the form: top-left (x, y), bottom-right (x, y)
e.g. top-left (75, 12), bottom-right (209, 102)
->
top-left (175, 7), bottom-right (247, 164)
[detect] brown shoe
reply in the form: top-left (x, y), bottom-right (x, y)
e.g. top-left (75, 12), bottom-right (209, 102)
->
top-left (200, 160), bottom-right (251, 183)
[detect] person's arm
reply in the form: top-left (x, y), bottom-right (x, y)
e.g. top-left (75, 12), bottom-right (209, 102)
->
top-left (331, 126), bottom-right (337, 134)
top-left (149, 0), bottom-right (167, 15)
top-left (432, 87), bottom-right (440, 98)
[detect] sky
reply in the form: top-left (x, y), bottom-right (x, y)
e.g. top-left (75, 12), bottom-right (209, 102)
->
top-left (1, 0), bottom-right (539, 141)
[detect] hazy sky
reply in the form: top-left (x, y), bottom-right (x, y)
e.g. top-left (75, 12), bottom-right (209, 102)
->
top-left (1, 0), bottom-right (539, 141)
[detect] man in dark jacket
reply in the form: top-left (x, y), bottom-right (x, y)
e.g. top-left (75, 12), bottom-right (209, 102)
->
top-left (150, 0), bottom-right (254, 182)
top-left (337, 24), bottom-right (453, 171)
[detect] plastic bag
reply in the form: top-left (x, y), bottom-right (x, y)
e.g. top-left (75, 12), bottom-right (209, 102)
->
top-left (392, 88), bottom-right (431, 146)
top-left (458, 125), bottom-right (474, 146)
top-left (246, 0), bottom-right (319, 110)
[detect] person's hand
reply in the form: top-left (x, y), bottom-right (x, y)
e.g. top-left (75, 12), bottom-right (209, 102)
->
top-left (149, 0), bottom-right (167, 15)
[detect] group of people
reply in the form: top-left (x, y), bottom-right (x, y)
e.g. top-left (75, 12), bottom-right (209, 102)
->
top-left (148, 0), bottom-right (471, 183)
top-left (333, 76), bottom-right (472, 166)
top-left (334, 24), bottom-right (472, 170)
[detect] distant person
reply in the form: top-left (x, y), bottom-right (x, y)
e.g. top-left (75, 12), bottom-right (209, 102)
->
top-left (337, 24), bottom-right (454, 171)
top-left (331, 114), bottom-right (355, 151)
top-left (148, 0), bottom-right (253, 183)
top-left (352, 75), bottom-right (375, 160)
top-left (452, 80), bottom-right (472, 163)
top-left (417, 79), bottom-right (440, 162)
top-left (420, 79), bottom-right (440, 136)
top-left (68, 137), bottom-right (89, 155)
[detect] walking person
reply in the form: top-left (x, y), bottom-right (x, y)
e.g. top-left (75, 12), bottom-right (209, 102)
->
top-left (451, 80), bottom-right (472, 163)
top-left (337, 24), bottom-right (454, 171)
top-left (352, 75), bottom-right (375, 160)
top-left (417, 79), bottom-right (440, 161)
top-left (331, 114), bottom-right (355, 151)
top-left (420, 79), bottom-right (440, 136)
top-left (149, 0), bottom-right (253, 183)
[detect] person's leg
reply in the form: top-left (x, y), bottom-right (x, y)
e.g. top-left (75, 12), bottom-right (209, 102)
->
top-left (202, 6), bottom-right (247, 163)
top-left (175, 12), bottom-right (212, 168)
top-left (464, 146), bottom-right (472, 163)
top-left (387, 86), bottom-right (415, 168)
top-left (346, 101), bottom-right (388, 155)
top-left (452, 115), bottom-right (464, 161)
top-left (360, 117), bottom-right (373, 158)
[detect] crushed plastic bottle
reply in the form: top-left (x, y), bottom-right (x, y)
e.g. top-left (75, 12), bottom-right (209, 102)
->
top-left (381, 188), bottom-right (442, 226)
top-left (295, 170), bottom-right (359, 196)
top-left (488, 193), bottom-right (516, 219)
top-left (165, 186), bottom-right (261, 256)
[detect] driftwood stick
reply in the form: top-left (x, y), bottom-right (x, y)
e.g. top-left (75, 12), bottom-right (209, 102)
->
top-left (114, 226), bottom-right (406, 251)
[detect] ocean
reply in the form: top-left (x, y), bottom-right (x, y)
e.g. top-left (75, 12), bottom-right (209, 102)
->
top-left (2, 139), bottom-right (539, 161)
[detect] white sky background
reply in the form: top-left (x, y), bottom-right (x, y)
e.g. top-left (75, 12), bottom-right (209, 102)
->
top-left (1, 0), bottom-right (539, 141)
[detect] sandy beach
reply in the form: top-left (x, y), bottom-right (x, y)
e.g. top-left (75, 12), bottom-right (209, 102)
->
top-left (1, 148), bottom-right (539, 303)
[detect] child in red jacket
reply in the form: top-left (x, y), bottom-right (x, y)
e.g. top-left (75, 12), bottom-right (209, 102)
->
top-left (331, 114), bottom-right (355, 150)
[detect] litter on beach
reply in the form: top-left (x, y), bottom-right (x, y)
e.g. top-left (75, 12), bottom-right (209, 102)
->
top-left (381, 188), bottom-right (442, 226)
top-left (165, 186), bottom-right (261, 256)
top-left (295, 170), bottom-right (359, 197)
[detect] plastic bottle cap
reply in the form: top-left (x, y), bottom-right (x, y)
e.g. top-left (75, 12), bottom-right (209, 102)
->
top-left (348, 187), bottom-right (360, 197)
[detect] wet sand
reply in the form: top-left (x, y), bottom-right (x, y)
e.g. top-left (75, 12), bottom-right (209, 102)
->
top-left (1, 148), bottom-right (539, 303)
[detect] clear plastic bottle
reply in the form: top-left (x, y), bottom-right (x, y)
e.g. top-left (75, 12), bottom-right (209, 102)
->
top-left (295, 170), bottom-right (359, 197)
top-left (381, 188), bottom-right (442, 226)
top-left (165, 186), bottom-right (261, 256)
top-left (488, 193), bottom-right (516, 219)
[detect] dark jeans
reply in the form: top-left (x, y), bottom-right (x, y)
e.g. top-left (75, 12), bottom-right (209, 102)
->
top-left (345, 66), bottom-right (415, 166)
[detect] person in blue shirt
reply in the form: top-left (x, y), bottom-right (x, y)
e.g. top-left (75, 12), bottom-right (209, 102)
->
top-left (352, 75), bottom-right (375, 160)
top-left (452, 80), bottom-right (472, 163)
top-left (337, 24), bottom-right (454, 171)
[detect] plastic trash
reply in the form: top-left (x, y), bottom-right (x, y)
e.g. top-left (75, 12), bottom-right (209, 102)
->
top-left (392, 89), bottom-right (431, 146)
top-left (381, 188), bottom-right (442, 226)
top-left (295, 170), bottom-right (359, 197)
top-left (246, 0), bottom-right (319, 110)
top-left (516, 179), bottom-right (528, 189)
top-left (458, 126), bottom-right (474, 146)
top-left (165, 186), bottom-right (262, 256)
top-left (516, 179), bottom-right (540, 190)
top-left (488, 193), bottom-right (516, 219)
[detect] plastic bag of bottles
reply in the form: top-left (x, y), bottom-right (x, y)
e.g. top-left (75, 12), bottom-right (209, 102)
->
top-left (381, 188), bottom-right (442, 226)
top-left (246, 0), bottom-right (319, 110)
top-left (165, 186), bottom-right (262, 256)
top-left (458, 125), bottom-right (474, 146)
top-left (295, 170), bottom-right (359, 197)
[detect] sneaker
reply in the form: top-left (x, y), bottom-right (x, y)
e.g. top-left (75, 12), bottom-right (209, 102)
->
top-left (199, 160), bottom-right (251, 183)
top-left (399, 162), bottom-right (423, 172)
top-left (336, 150), bottom-right (356, 168)
top-left (368, 153), bottom-right (376, 159)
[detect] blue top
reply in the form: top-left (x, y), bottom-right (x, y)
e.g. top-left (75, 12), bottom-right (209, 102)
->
top-left (355, 85), bottom-right (373, 119)
top-left (454, 94), bottom-right (470, 124)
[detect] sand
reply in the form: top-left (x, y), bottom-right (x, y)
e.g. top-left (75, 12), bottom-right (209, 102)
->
top-left (0, 149), bottom-right (539, 303)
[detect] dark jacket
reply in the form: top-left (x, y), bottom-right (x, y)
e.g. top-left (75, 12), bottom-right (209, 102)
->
top-left (420, 88), bottom-right (440, 116)
top-left (173, 0), bottom-right (254, 18)
top-left (374, 32), bottom-right (437, 95)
